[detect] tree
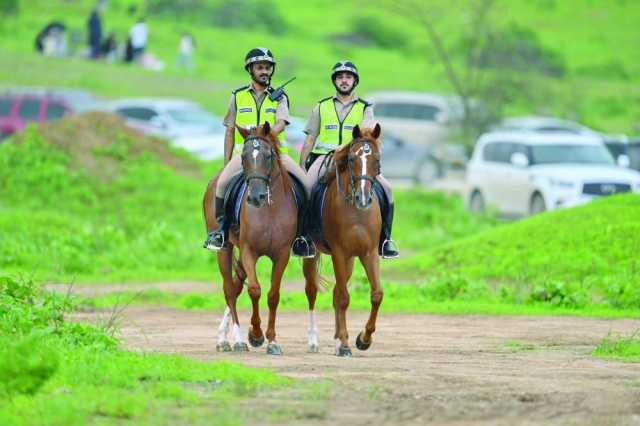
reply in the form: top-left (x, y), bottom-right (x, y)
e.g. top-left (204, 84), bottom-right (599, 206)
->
top-left (374, 0), bottom-right (559, 149)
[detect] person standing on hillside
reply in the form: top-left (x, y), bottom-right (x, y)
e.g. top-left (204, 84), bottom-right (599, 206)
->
top-left (203, 47), bottom-right (316, 258)
top-left (128, 17), bottom-right (148, 62)
top-left (87, 2), bottom-right (104, 59)
top-left (299, 61), bottom-right (399, 259)
top-left (176, 32), bottom-right (196, 72)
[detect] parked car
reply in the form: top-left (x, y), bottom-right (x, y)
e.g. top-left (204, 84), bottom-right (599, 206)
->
top-left (366, 91), bottom-right (470, 170)
top-left (466, 132), bottom-right (640, 217)
top-left (0, 94), bottom-right (70, 139)
top-left (100, 98), bottom-right (225, 160)
top-left (0, 88), bottom-right (101, 140)
top-left (381, 133), bottom-right (445, 184)
top-left (492, 115), bottom-right (601, 136)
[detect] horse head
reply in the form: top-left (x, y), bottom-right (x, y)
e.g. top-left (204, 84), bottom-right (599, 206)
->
top-left (236, 121), bottom-right (283, 208)
top-left (333, 123), bottom-right (382, 210)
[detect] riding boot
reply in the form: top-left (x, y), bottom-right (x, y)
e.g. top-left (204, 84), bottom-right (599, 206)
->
top-left (204, 196), bottom-right (227, 251)
top-left (379, 201), bottom-right (400, 259)
top-left (292, 203), bottom-right (317, 258)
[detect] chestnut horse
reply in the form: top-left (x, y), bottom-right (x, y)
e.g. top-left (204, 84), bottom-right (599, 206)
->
top-left (202, 122), bottom-right (297, 355)
top-left (303, 124), bottom-right (384, 356)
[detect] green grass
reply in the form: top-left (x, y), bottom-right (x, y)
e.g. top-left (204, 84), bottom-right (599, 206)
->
top-left (592, 331), bottom-right (640, 362)
top-left (391, 193), bottom-right (640, 309)
top-left (76, 282), bottom-right (640, 319)
top-left (0, 118), bottom-right (495, 284)
top-left (1, 0), bottom-right (639, 131)
top-left (0, 274), bottom-right (298, 426)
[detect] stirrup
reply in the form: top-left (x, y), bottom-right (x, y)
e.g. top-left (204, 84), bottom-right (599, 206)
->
top-left (292, 237), bottom-right (316, 258)
top-left (380, 239), bottom-right (400, 259)
top-left (204, 231), bottom-right (225, 251)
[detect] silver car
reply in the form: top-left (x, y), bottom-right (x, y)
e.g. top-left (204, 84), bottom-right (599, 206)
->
top-left (100, 98), bottom-right (225, 160)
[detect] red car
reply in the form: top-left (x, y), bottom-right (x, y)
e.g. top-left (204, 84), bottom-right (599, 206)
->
top-left (0, 94), bottom-right (71, 139)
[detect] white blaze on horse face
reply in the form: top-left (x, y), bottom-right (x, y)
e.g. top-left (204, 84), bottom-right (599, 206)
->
top-left (252, 148), bottom-right (260, 168)
top-left (356, 144), bottom-right (372, 198)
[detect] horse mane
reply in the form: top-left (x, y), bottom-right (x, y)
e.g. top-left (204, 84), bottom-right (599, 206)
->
top-left (251, 124), bottom-right (292, 194)
top-left (323, 127), bottom-right (382, 186)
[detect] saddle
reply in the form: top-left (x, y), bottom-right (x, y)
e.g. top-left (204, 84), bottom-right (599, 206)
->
top-left (223, 172), bottom-right (307, 231)
top-left (308, 179), bottom-right (388, 247)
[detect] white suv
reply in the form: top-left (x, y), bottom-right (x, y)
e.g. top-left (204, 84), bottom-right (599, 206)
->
top-left (466, 132), bottom-right (640, 217)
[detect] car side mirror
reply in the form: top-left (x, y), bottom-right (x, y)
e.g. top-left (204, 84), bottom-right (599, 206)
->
top-left (617, 154), bottom-right (631, 168)
top-left (510, 152), bottom-right (529, 168)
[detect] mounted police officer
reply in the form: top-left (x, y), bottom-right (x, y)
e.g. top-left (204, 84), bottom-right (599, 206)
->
top-left (299, 60), bottom-right (399, 259)
top-left (204, 47), bottom-right (316, 258)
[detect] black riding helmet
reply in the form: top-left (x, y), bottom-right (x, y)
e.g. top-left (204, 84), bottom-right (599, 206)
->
top-left (331, 60), bottom-right (359, 87)
top-left (244, 47), bottom-right (276, 76)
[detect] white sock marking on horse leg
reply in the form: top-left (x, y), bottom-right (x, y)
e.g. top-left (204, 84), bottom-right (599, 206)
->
top-left (217, 307), bottom-right (231, 343)
top-left (233, 323), bottom-right (243, 344)
top-left (308, 310), bottom-right (318, 347)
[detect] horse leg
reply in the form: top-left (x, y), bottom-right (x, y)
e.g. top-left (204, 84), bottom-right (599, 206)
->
top-left (356, 250), bottom-right (383, 351)
top-left (240, 248), bottom-right (264, 350)
top-left (331, 253), bottom-right (353, 357)
top-left (303, 254), bottom-right (320, 353)
top-left (264, 252), bottom-right (289, 355)
top-left (217, 246), bottom-right (238, 352)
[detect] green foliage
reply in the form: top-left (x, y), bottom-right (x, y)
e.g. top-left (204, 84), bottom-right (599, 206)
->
top-left (348, 14), bottom-right (408, 49)
top-left (0, 0), bottom-right (19, 15)
top-left (0, 333), bottom-right (59, 397)
top-left (473, 23), bottom-right (566, 77)
top-left (592, 331), bottom-right (640, 362)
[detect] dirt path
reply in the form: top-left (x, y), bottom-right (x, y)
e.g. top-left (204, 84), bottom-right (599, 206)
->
top-left (74, 302), bottom-right (640, 426)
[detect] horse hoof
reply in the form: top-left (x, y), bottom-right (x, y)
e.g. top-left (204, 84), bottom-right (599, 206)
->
top-left (356, 332), bottom-right (371, 351)
top-left (308, 344), bottom-right (319, 353)
top-left (248, 328), bottom-right (265, 348)
top-left (266, 343), bottom-right (283, 356)
top-left (233, 342), bottom-right (249, 352)
top-left (216, 341), bottom-right (232, 352)
top-left (336, 346), bottom-right (352, 357)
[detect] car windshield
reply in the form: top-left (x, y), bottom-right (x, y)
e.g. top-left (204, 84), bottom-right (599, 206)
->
top-left (530, 144), bottom-right (615, 165)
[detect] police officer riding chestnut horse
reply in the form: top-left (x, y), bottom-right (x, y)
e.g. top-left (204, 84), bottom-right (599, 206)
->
top-left (202, 47), bottom-right (399, 356)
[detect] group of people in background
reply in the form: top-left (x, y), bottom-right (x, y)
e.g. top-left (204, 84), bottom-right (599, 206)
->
top-left (35, 1), bottom-right (195, 72)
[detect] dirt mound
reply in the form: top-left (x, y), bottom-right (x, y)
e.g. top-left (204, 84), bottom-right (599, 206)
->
top-left (14, 112), bottom-right (201, 180)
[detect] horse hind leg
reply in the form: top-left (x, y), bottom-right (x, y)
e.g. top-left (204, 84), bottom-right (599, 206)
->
top-left (303, 254), bottom-right (320, 353)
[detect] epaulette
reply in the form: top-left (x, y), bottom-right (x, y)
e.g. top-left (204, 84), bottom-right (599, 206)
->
top-left (357, 98), bottom-right (372, 108)
top-left (318, 96), bottom-right (333, 104)
top-left (231, 85), bottom-right (250, 95)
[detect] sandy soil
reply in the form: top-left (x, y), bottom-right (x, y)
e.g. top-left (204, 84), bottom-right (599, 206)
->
top-left (73, 297), bottom-right (640, 426)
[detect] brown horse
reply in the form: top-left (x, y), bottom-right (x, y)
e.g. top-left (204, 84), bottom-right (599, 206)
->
top-left (202, 122), bottom-right (297, 355)
top-left (303, 124), bottom-right (384, 356)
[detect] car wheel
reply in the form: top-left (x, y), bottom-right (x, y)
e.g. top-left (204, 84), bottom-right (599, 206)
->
top-left (530, 193), bottom-right (546, 215)
top-left (469, 190), bottom-right (485, 213)
top-left (414, 156), bottom-right (442, 185)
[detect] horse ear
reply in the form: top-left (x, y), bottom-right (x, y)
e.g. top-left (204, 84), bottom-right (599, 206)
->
top-left (352, 124), bottom-right (361, 140)
top-left (236, 125), bottom-right (249, 139)
top-left (372, 123), bottom-right (381, 139)
top-left (262, 121), bottom-right (271, 136)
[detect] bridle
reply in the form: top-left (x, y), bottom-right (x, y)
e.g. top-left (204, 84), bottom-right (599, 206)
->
top-left (241, 135), bottom-right (275, 205)
top-left (338, 138), bottom-right (380, 205)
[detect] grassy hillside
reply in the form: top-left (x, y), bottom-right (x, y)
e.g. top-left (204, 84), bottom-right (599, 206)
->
top-left (392, 193), bottom-right (640, 308)
top-left (0, 0), bottom-right (638, 131)
top-left (0, 113), bottom-right (494, 283)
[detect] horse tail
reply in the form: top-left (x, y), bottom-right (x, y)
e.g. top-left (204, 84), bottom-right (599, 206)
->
top-left (231, 246), bottom-right (244, 282)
